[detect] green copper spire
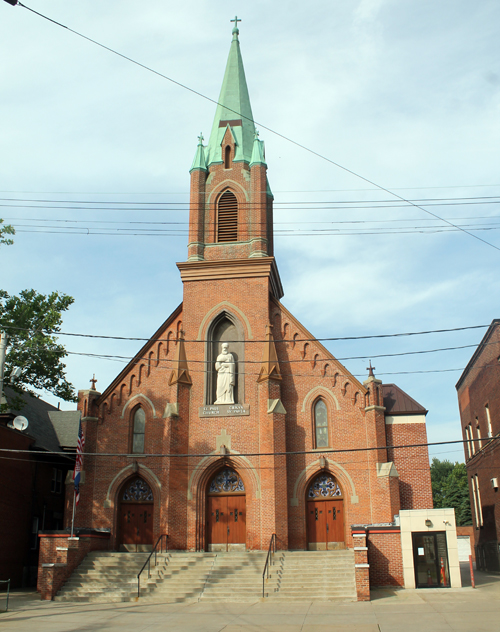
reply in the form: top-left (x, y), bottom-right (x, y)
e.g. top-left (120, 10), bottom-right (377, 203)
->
top-left (206, 18), bottom-right (256, 167)
top-left (249, 130), bottom-right (266, 167)
top-left (190, 132), bottom-right (207, 173)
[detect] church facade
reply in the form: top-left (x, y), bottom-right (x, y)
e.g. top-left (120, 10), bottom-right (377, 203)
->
top-left (67, 23), bottom-right (438, 587)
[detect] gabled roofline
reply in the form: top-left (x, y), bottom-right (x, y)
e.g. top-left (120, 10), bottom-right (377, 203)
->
top-left (97, 303), bottom-right (183, 403)
top-left (455, 319), bottom-right (500, 391)
top-left (382, 383), bottom-right (428, 415)
top-left (270, 296), bottom-right (366, 393)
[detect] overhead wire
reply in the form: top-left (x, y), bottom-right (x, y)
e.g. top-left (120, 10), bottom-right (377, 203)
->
top-left (8, 2), bottom-right (500, 252)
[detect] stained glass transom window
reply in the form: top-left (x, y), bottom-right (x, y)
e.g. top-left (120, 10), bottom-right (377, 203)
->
top-left (209, 468), bottom-right (245, 494)
top-left (122, 478), bottom-right (153, 502)
top-left (307, 474), bottom-right (342, 499)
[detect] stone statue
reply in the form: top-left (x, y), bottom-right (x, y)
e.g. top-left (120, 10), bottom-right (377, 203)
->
top-left (214, 342), bottom-right (236, 404)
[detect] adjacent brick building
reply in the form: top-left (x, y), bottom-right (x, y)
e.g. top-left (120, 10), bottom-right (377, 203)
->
top-left (0, 388), bottom-right (79, 586)
top-left (65, 23), bottom-right (437, 592)
top-left (456, 319), bottom-right (500, 571)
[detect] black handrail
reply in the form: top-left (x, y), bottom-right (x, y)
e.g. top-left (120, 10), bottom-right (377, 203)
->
top-left (0, 579), bottom-right (10, 612)
top-left (137, 534), bottom-right (168, 598)
top-left (262, 533), bottom-right (276, 598)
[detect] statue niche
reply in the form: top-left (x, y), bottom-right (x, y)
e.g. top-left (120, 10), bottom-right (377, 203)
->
top-left (206, 313), bottom-right (244, 405)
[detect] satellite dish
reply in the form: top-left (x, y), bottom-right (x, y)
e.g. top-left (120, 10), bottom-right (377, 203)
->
top-left (13, 416), bottom-right (29, 431)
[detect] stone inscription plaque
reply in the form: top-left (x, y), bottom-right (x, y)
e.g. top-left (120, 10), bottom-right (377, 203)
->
top-left (199, 404), bottom-right (250, 418)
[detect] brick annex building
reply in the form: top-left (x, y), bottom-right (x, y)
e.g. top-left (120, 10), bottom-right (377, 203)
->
top-left (51, 23), bottom-right (461, 597)
top-left (456, 320), bottom-right (500, 571)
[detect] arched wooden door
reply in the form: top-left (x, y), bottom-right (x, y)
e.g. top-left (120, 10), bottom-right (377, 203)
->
top-left (206, 468), bottom-right (246, 551)
top-left (306, 473), bottom-right (345, 550)
top-left (118, 477), bottom-right (154, 552)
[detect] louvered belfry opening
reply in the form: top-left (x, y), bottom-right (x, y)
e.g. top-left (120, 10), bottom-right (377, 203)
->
top-left (217, 190), bottom-right (238, 242)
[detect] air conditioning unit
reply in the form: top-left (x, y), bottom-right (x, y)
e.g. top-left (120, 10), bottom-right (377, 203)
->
top-left (491, 478), bottom-right (498, 489)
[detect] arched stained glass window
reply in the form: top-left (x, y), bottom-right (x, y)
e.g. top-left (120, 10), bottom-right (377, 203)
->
top-left (314, 399), bottom-right (328, 448)
top-left (308, 473), bottom-right (342, 499)
top-left (132, 407), bottom-right (146, 454)
top-left (122, 477), bottom-right (153, 502)
top-left (209, 468), bottom-right (245, 494)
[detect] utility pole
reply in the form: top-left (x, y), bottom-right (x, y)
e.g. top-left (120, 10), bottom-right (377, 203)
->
top-left (0, 330), bottom-right (7, 406)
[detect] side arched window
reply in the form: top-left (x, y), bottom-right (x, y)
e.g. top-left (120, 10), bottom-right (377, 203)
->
top-left (132, 407), bottom-right (146, 454)
top-left (217, 190), bottom-right (238, 242)
top-left (314, 399), bottom-right (328, 448)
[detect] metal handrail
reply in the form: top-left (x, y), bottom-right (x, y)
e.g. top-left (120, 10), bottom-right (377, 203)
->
top-left (0, 579), bottom-right (10, 612)
top-left (137, 534), bottom-right (168, 598)
top-left (262, 533), bottom-right (276, 598)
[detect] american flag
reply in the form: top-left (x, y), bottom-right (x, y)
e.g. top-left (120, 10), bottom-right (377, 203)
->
top-left (73, 419), bottom-right (85, 506)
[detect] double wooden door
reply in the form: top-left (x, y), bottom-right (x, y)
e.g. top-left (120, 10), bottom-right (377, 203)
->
top-left (120, 503), bottom-right (153, 551)
top-left (207, 495), bottom-right (246, 550)
top-left (307, 499), bottom-right (344, 550)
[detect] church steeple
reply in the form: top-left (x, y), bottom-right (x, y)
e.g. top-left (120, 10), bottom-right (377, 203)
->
top-left (182, 20), bottom-right (283, 298)
top-left (205, 17), bottom-right (255, 167)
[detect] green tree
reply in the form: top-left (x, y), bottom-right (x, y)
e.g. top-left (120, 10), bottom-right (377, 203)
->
top-left (0, 219), bottom-right (15, 246)
top-left (430, 458), bottom-right (472, 526)
top-left (0, 289), bottom-right (77, 411)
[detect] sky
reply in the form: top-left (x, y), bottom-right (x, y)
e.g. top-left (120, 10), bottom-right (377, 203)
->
top-left (1, 0), bottom-right (499, 463)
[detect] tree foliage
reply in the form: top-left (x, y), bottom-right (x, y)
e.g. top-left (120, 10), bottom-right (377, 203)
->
top-left (0, 289), bottom-right (77, 410)
top-left (431, 458), bottom-right (472, 526)
top-left (0, 219), bottom-right (15, 246)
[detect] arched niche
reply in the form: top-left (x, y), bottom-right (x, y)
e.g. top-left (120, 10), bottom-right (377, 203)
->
top-left (205, 311), bottom-right (245, 405)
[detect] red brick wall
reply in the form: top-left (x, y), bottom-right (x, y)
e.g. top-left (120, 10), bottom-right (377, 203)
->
top-left (386, 422), bottom-right (433, 510)
top-left (367, 531), bottom-right (404, 587)
top-left (456, 324), bottom-right (500, 555)
top-left (0, 427), bottom-right (34, 587)
top-left (37, 534), bottom-right (110, 600)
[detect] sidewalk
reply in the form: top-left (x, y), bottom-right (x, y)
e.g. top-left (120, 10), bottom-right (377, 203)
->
top-left (1, 568), bottom-right (499, 632)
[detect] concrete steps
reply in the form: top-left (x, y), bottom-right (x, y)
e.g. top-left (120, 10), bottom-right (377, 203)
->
top-left (200, 552), bottom-right (276, 601)
top-left (268, 551), bottom-right (357, 602)
top-left (53, 549), bottom-right (356, 604)
top-left (54, 552), bottom-right (151, 603)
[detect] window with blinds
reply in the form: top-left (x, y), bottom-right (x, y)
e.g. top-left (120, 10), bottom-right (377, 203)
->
top-left (217, 190), bottom-right (238, 242)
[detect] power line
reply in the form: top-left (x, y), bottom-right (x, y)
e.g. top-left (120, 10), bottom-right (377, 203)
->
top-left (0, 436), bottom-right (494, 459)
top-left (9, 2), bottom-right (500, 253)
top-left (1, 322), bottom-right (488, 344)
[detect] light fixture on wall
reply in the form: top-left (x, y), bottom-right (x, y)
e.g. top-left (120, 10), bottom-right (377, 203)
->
top-left (319, 456), bottom-right (326, 469)
top-left (425, 519), bottom-right (432, 527)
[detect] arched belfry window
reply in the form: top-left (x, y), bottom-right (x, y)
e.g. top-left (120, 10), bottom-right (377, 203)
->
top-left (314, 399), bottom-right (329, 448)
top-left (217, 190), bottom-right (238, 242)
top-left (224, 145), bottom-right (232, 169)
top-left (132, 407), bottom-right (146, 453)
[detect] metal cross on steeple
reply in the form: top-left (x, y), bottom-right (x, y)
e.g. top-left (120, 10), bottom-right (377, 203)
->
top-left (367, 361), bottom-right (376, 378)
top-left (90, 374), bottom-right (97, 390)
top-left (231, 15), bottom-right (241, 38)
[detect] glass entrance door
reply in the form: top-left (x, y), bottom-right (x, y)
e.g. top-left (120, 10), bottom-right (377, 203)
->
top-left (412, 531), bottom-right (450, 588)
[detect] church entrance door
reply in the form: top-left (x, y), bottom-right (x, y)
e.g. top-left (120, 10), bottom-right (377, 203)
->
top-left (118, 477), bottom-right (154, 552)
top-left (206, 468), bottom-right (246, 551)
top-left (306, 473), bottom-right (345, 550)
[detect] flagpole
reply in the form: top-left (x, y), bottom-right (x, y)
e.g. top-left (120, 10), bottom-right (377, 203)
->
top-left (70, 489), bottom-right (76, 537)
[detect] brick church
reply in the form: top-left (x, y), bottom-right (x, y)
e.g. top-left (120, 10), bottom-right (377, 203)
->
top-left (65, 22), bottom-right (442, 590)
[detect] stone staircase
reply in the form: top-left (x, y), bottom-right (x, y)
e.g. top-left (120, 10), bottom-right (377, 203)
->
top-left (54, 549), bottom-right (356, 604)
top-left (54, 551), bottom-right (151, 603)
top-left (269, 550), bottom-right (357, 601)
top-left (200, 552), bottom-right (274, 601)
